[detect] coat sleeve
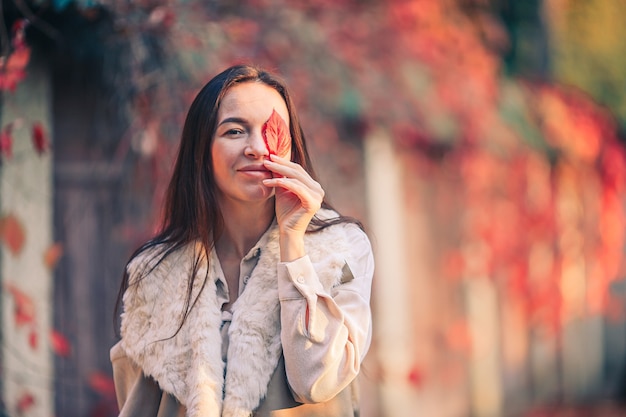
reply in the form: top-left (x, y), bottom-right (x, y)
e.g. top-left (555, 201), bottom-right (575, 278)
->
top-left (110, 342), bottom-right (186, 417)
top-left (277, 224), bottom-right (374, 404)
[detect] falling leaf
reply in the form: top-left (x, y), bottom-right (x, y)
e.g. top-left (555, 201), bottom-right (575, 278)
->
top-left (44, 242), bottom-right (64, 269)
top-left (11, 19), bottom-right (29, 49)
top-left (29, 328), bottom-right (38, 350)
top-left (407, 365), bottom-right (425, 388)
top-left (262, 109), bottom-right (291, 159)
top-left (16, 391), bottom-right (35, 413)
top-left (0, 47), bottom-right (31, 92)
top-left (89, 372), bottom-right (117, 397)
top-left (32, 122), bottom-right (48, 155)
top-left (0, 126), bottom-right (12, 159)
top-left (4, 282), bottom-right (35, 327)
top-left (50, 330), bottom-right (72, 357)
top-left (0, 213), bottom-right (26, 255)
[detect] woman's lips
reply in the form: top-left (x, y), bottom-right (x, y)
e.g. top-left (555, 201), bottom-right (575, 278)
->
top-left (238, 165), bottom-right (272, 178)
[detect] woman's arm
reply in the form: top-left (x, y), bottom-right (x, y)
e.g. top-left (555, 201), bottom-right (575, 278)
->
top-left (263, 154), bottom-right (374, 402)
top-left (277, 225), bottom-right (374, 403)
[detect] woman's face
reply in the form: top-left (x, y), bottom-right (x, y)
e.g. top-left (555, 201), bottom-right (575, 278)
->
top-left (211, 81), bottom-right (291, 206)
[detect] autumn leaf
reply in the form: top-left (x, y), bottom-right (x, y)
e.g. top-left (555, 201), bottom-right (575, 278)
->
top-left (11, 19), bottom-right (28, 50)
top-left (89, 372), bottom-right (117, 397)
top-left (0, 213), bottom-right (26, 255)
top-left (32, 122), bottom-right (48, 155)
top-left (0, 126), bottom-right (12, 159)
top-left (29, 328), bottom-right (38, 350)
top-left (16, 391), bottom-right (35, 413)
top-left (50, 330), bottom-right (72, 357)
top-left (261, 109), bottom-right (290, 158)
top-left (4, 282), bottom-right (35, 327)
top-left (44, 242), bottom-right (64, 269)
top-left (407, 365), bottom-right (425, 388)
top-left (0, 47), bottom-right (31, 92)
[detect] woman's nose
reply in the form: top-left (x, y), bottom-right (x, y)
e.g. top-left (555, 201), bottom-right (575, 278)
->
top-left (245, 130), bottom-right (269, 157)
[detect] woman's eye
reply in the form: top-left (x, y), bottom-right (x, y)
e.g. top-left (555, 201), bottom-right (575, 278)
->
top-left (225, 128), bottom-right (244, 136)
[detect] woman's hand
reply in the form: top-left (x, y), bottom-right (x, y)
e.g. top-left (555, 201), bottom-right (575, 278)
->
top-left (262, 154), bottom-right (324, 260)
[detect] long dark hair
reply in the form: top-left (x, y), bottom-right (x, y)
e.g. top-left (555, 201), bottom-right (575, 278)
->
top-left (114, 64), bottom-right (361, 336)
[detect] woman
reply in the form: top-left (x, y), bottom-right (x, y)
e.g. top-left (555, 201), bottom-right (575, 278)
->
top-left (111, 64), bottom-right (374, 417)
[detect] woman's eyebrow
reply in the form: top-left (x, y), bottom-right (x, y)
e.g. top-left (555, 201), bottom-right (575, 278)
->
top-left (218, 117), bottom-right (248, 126)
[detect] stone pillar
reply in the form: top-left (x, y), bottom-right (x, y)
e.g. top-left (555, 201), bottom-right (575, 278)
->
top-left (364, 129), bottom-right (414, 416)
top-left (1, 60), bottom-right (54, 416)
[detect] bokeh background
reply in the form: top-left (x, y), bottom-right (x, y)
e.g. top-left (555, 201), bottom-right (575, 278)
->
top-left (1, 0), bottom-right (626, 416)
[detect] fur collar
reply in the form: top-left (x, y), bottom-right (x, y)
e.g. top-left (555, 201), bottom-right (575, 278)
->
top-left (120, 213), bottom-right (350, 417)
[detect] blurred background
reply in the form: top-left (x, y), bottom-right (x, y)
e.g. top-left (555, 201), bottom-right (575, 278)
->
top-left (1, 0), bottom-right (626, 416)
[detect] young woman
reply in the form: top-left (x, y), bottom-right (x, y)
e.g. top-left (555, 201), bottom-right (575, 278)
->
top-left (111, 64), bottom-right (374, 417)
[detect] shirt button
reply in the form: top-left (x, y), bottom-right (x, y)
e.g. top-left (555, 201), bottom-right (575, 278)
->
top-left (297, 276), bottom-right (305, 283)
top-left (243, 275), bottom-right (250, 285)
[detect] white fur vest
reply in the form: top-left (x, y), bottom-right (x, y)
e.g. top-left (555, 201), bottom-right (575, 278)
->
top-left (119, 217), bottom-right (351, 417)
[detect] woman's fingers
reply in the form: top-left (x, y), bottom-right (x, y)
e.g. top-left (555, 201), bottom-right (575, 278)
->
top-left (263, 176), bottom-right (324, 208)
top-left (263, 155), bottom-right (319, 189)
top-left (262, 155), bottom-right (325, 234)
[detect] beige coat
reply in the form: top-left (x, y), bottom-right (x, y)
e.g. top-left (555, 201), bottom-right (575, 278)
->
top-left (111, 214), bottom-right (373, 417)
top-left (111, 345), bottom-right (359, 417)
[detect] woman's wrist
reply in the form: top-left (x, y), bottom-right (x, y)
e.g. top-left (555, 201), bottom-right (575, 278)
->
top-left (279, 231), bottom-right (306, 262)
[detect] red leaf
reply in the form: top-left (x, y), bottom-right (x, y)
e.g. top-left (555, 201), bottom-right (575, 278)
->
top-left (44, 242), bottom-right (64, 269)
top-left (11, 19), bottom-right (29, 49)
top-left (50, 330), bottom-right (72, 357)
top-left (32, 122), bottom-right (48, 155)
top-left (88, 372), bottom-right (117, 397)
top-left (4, 282), bottom-right (35, 327)
top-left (0, 47), bottom-right (30, 92)
top-left (29, 328), bottom-right (38, 350)
top-left (407, 365), bottom-right (425, 388)
top-left (0, 213), bottom-right (26, 255)
top-left (262, 109), bottom-right (291, 158)
top-left (17, 391), bottom-right (35, 413)
top-left (0, 127), bottom-right (12, 158)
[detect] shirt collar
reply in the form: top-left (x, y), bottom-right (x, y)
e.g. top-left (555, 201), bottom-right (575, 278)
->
top-left (241, 218), bottom-right (277, 262)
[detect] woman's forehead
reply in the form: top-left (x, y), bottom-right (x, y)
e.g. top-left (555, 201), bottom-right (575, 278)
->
top-left (218, 82), bottom-right (289, 124)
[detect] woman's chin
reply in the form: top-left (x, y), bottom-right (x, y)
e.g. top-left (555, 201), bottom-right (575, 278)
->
top-left (244, 184), bottom-right (275, 202)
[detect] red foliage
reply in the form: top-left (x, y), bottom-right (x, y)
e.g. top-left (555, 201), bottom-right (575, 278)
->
top-left (16, 391), bottom-right (35, 414)
top-left (50, 330), bottom-right (72, 357)
top-left (0, 124), bottom-right (13, 158)
top-left (407, 365), bottom-right (425, 388)
top-left (11, 19), bottom-right (28, 49)
top-left (88, 372), bottom-right (117, 398)
top-left (0, 18), bottom-right (30, 92)
top-left (0, 213), bottom-right (26, 255)
top-left (29, 328), bottom-right (38, 350)
top-left (0, 47), bottom-right (30, 92)
top-left (4, 282), bottom-right (35, 327)
top-left (32, 122), bottom-right (48, 155)
top-left (43, 242), bottom-right (64, 269)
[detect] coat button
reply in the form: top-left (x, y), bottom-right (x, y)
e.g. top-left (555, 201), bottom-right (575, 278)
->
top-left (297, 276), bottom-right (305, 283)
